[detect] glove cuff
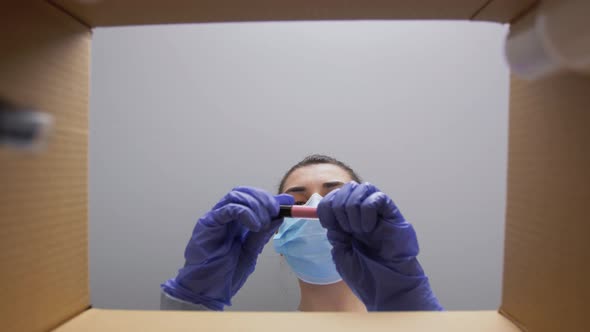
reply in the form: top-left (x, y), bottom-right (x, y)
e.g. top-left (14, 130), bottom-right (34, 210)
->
top-left (161, 279), bottom-right (227, 311)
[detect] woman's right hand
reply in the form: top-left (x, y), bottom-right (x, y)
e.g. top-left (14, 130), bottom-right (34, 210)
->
top-left (161, 186), bottom-right (294, 310)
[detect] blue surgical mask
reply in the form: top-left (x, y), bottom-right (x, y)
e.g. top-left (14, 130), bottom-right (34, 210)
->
top-left (273, 193), bottom-right (342, 285)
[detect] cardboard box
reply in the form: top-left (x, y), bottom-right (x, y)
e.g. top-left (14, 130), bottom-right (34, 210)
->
top-left (0, 1), bottom-right (588, 331)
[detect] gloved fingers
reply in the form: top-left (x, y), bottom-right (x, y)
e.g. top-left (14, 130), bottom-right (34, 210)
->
top-left (242, 216), bottom-right (284, 254)
top-left (274, 193), bottom-right (295, 208)
top-left (233, 187), bottom-right (276, 225)
top-left (331, 182), bottom-right (358, 233)
top-left (242, 193), bottom-right (293, 253)
top-left (326, 228), bottom-right (353, 250)
top-left (346, 183), bottom-right (378, 234)
top-left (360, 191), bottom-right (389, 233)
top-left (212, 187), bottom-right (277, 231)
top-left (361, 191), bottom-right (405, 229)
top-left (214, 189), bottom-right (258, 212)
top-left (212, 203), bottom-right (262, 231)
top-left (233, 188), bottom-right (295, 229)
top-left (245, 194), bottom-right (294, 249)
top-left (317, 189), bottom-right (342, 232)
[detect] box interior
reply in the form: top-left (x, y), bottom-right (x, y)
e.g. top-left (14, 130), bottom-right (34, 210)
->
top-left (1, 1), bottom-right (588, 331)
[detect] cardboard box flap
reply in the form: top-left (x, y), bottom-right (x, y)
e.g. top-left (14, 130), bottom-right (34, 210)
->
top-left (0, 1), bottom-right (90, 331)
top-left (472, 0), bottom-right (537, 22)
top-left (55, 309), bottom-right (521, 332)
top-left (502, 72), bottom-right (590, 331)
top-left (51, 0), bottom-right (536, 27)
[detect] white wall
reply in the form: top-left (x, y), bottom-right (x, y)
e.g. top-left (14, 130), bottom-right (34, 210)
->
top-left (90, 21), bottom-right (509, 311)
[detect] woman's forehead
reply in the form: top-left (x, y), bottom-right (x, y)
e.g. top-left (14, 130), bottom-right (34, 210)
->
top-left (285, 164), bottom-right (351, 187)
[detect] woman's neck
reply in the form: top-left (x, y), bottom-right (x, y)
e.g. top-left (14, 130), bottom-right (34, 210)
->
top-left (297, 280), bottom-right (367, 312)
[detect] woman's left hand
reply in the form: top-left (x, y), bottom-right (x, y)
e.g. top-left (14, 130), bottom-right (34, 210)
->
top-left (317, 181), bottom-right (442, 311)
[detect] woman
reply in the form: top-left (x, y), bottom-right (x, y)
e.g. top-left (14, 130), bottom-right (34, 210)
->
top-left (161, 155), bottom-right (441, 311)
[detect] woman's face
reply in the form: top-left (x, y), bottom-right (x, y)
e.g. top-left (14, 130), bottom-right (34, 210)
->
top-left (282, 163), bottom-right (353, 205)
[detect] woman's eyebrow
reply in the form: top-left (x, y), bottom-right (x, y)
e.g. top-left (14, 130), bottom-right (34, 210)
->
top-left (323, 181), bottom-right (345, 188)
top-left (284, 186), bottom-right (307, 194)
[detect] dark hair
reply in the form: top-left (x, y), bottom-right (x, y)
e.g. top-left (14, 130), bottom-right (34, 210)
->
top-left (278, 154), bottom-right (362, 193)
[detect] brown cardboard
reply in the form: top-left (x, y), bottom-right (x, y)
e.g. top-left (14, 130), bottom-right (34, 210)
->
top-left (51, 0), bottom-right (517, 27)
top-left (539, 0), bottom-right (590, 75)
top-left (0, 1), bottom-right (91, 331)
top-left (501, 72), bottom-right (590, 331)
top-left (472, 0), bottom-right (538, 22)
top-left (55, 309), bottom-right (521, 332)
top-left (1, 1), bottom-right (589, 331)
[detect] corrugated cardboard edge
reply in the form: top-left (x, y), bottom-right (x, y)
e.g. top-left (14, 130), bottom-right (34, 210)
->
top-left (47, 0), bottom-right (92, 29)
top-left (52, 0), bottom-right (492, 27)
top-left (55, 309), bottom-right (521, 332)
top-left (473, 0), bottom-right (538, 22)
top-left (499, 308), bottom-right (528, 332)
top-left (0, 1), bottom-right (91, 331)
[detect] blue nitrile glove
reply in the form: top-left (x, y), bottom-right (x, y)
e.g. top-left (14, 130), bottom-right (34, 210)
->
top-left (162, 186), bottom-right (294, 310)
top-left (317, 182), bottom-right (442, 311)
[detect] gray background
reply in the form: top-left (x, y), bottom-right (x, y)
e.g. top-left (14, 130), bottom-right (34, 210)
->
top-left (90, 21), bottom-right (509, 311)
